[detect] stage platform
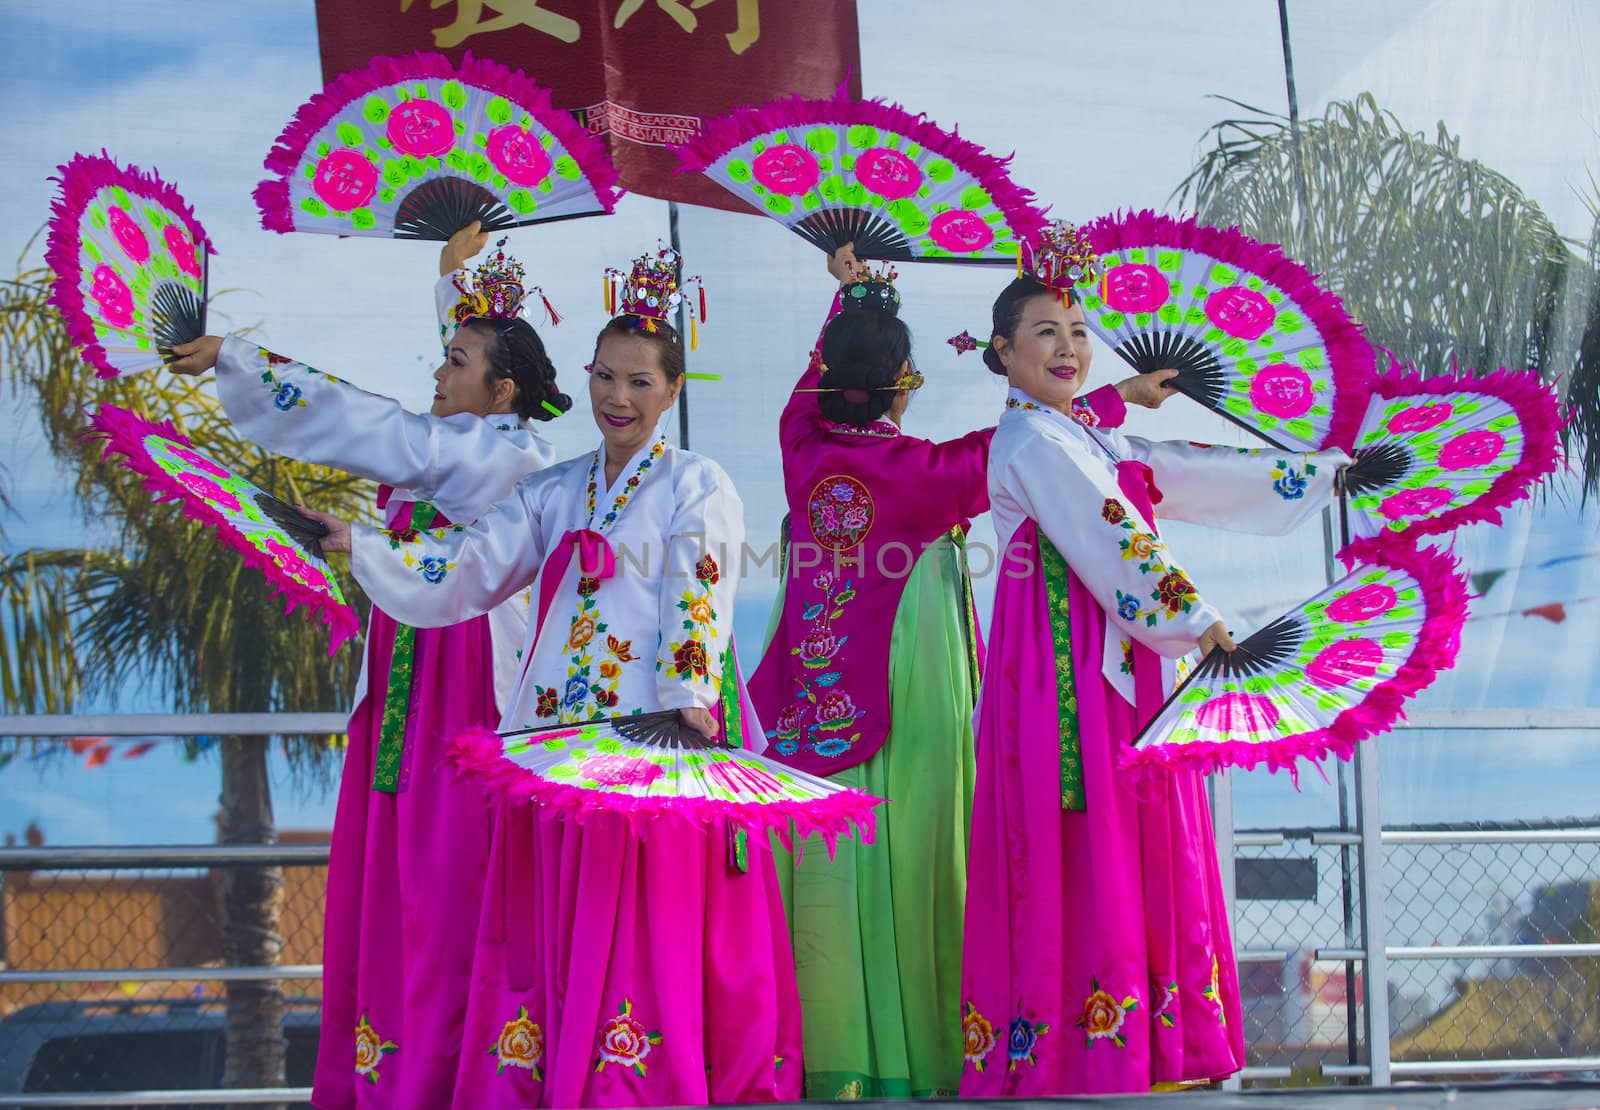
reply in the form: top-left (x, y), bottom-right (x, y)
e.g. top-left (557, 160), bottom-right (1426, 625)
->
top-left (915, 1081), bottom-right (1600, 1108)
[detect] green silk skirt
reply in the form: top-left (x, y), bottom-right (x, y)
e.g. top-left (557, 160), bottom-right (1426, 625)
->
top-left (766, 534), bottom-right (978, 1099)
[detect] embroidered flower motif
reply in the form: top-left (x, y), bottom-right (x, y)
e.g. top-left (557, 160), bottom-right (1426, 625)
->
top-left (567, 614), bottom-right (598, 650)
top-left (1121, 531), bottom-right (1158, 563)
top-left (1203, 954), bottom-right (1227, 1025)
top-left (563, 673), bottom-right (591, 709)
top-left (1070, 396), bottom-right (1101, 427)
top-left (489, 1005), bottom-right (544, 1077)
top-left (770, 572), bottom-right (863, 757)
top-left (594, 688), bottom-right (620, 708)
top-left (813, 690), bottom-right (861, 732)
top-left (1077, 979), bottom-right (1138, 1048)
top-left (1151, 976), bottom-right (1178, 1029)
top-left (797, 628), bottom-right (843, 668)
top-left (1154, 570), bottom-right (1198, 616)
top-left (595, 998), bottom-right (662, 1077)
top-left (694, 553), bottom-right (720, 584)
top-left (1120, 639), bottom-right (1136, 675)
top-left (355, 1013), bottom-right (397, 1083)
top-left (385, 527), bottom-right (421, 548)
top-left (577, 575), bottom-right (600, 596)
top-left (963, 1001), bottom-right (997, 1071)
top-left (1271, 458), bottom-right (1311, 500)
top-left (273, 381), bottom-right (304, 411)
top-left (606, 635), bottom-right (636, 662)
top-left (1007, 1007), bottom-right (1049, 1069)
top-left (768, 703), bottom-right (806, 746)
top-left (599, 659), bottom-right (621, 680)
top-left (1115, 591), bottom-right (1141, 623)
top-left (685, 594), bottom-right (716, 626)
top-left (807, 474), bottom-right (875, 552)
top-left (671, 638), bottom-right (710, 678)
top-left (418, 556), bottom-right (452, 584)
top-left (535, 687), bottom-right (559, 718)
top-left (1101, 498), bottom-right (1128, 525)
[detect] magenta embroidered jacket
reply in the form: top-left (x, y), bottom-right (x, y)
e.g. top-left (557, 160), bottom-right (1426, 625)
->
top-left (748, 297), bottom-right (1126, 776)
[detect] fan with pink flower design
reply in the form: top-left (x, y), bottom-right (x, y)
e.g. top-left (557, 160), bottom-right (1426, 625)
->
top-left (254, 51), bottom-right (619, 240)
top-left (1073, 210), bottom-right (1376, 451)
top-left (1123, 542), bottom-right (1468, 779)
top-left (47, 152), bottom-right (212, 378)
top-left (449, 710), bottom-right (879, 850)
top-left (1336, 367), bottom-right (1563, 550)
top-left (674, 90), bottom-right (1045, 264)
top-left (88, 405), bottom-right (359, 652)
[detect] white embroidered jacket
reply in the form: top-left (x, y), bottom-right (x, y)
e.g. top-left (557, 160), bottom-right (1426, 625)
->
top-left (991, 387), bottom-right (1350, 705)
top-left (349, 436), bottom-right (747, 736)
top-left (211, 270), bottom-right (557, 710)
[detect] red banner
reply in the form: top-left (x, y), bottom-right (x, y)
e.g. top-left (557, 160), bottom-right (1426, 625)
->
top-left (313, 0), bottom-right (862, 211)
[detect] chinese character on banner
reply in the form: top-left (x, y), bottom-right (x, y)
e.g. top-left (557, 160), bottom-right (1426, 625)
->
top-left (315, 0), bottom-right (862, 210)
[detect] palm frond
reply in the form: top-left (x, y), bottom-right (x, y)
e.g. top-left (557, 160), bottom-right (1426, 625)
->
top-left (1173, 94), bottom-right (1595, 496)
top-left (0, 269), bottom-right (377, 765)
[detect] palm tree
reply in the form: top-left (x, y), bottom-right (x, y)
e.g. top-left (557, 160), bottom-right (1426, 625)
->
top-left (1, 267), bottom-right (374, 1106)
top-left (1174, 93), bottom-right (1599, 496)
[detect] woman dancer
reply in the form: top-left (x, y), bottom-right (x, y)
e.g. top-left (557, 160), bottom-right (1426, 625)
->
top-left (170, 222), bottom-right (567, 1109)
top-left (750, 244), bottom-right (1160, 1098)
top-left (957, 224), bottom-right (1349, 1095)
top-left (304, 247), bottom-right (815, 1108)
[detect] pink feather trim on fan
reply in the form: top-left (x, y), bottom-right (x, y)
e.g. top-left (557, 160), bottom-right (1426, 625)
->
top-left (46, 152), bottom-right (215, 379)
top-left (87, 404), bottom-right (360, 654)
top-left (1083, 209), bottom-right (1377, 454)
top-left (447, 727), bottom-right (880, 859)
top-left (673, 86), bottom-right (1048, 245)
top-left (1120, 540), bottom-right (1469, 782)
top-left (253, 50), bottom-right (622, 233)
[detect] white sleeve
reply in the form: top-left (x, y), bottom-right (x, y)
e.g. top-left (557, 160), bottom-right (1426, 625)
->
top-left (654, 463), bottom-right (744, 712)
top-left (1122, 436), bottom-right (1350, 536)
top-left (349, 480), bottom-right (549, 628)
top-left (1003, 429), bottom-right (1223, 658)
top-left (214, 335), bottom-right (553, 520)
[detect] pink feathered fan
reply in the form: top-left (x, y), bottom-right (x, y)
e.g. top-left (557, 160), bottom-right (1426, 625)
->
top-left (255, 51), bottom-right (620, 240)
top-left (1125, 542), bottom-right (1468, 779)
top-left (675, 90), bottom-right (1046, 264)
top-left (46, 152), bottom-right (212, 378)
top-left (89, 405), bottom-right (359, 653)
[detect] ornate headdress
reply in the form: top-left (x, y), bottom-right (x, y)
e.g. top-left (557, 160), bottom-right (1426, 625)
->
top-left (839, 260), bottom-right (901, 316)
top-left (449, 238), bottom-right (560, 326)
top-left (604, 244), bottom-right (707, 350)
top-left (1019, 219), bottom-right (1101, 303)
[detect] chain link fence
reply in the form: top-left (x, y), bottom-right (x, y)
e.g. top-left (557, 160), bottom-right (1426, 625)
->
top-left (1228, 821), bottom-right (1600, 1087)
top-left (0, 850), bottom-right (327, 1104)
